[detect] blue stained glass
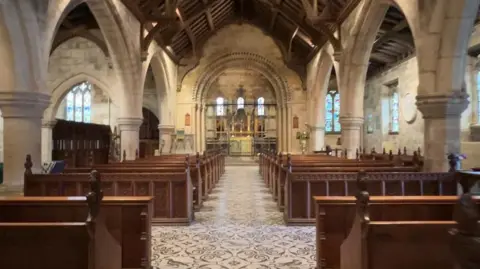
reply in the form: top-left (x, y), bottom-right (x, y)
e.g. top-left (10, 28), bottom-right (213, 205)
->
top-left (258, 97), bottom-right (265, 116)
top-left (325, 94), bottom-right (333, 132)
top-left (333, 93), bottom-right (341, 132)
top-left (391, 92), bottom-right (399, 132)
top-left (74, 91), bottom-right (83, 122)
top-left (83, 91), bottom-right (91, 123)
top-left (64, 81), bottom-right (92, 123)
top-left (66, 92), bottom-right (74, 121)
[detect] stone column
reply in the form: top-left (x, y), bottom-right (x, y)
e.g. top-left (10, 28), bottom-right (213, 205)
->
top-left (117, 117), bottom-right (143, 160)
top-left (287, 104), bottom-right (293, 152)
top-left (194, 103), bottom-right (199, 152)
top-left (41, 119), bottom-right (57, 164)
top-left (200, 105), bottom-right (206, 152)
top-left (158, 124), bottom-right (175, 154)
top-left (311, 126), bottom-right (325, 151)
top-left (0, 92), bottom-right (50, 192)
top-left (416, 94), bottom-right (469, 172)
top-left (339, 117), bottom-right (364, 158)
top-left (277, 105), bottom-right (284, 152)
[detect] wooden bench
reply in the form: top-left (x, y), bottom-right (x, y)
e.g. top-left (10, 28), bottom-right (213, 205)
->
top-left (26, 162), bottom-right (185, 225)
top-left (339, 180), bottom-right (480, 269)
top-left (0, 176), bottom-right (145, 269)
top-left (286, 171), bottom-right (457, 225)
top-left (314, 171), bottom-right (480, 269)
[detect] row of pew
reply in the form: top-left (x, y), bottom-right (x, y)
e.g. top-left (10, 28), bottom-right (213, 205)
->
top-left (315, 171), bottom-right (480, 269)
top-left (0, 149), bottom-right (225, 269)
top-left (259, 150), bottom-right (455, 225)
top-left (259, 150), bottom-right (479, 268)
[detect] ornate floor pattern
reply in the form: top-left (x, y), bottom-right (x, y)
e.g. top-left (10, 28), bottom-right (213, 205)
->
top-left (151, 166), bottom-right (316, 269)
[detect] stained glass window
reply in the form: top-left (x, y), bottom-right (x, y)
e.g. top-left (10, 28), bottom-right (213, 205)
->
top-left (390, 91), bottom-right (399, 133)
top-left (64, 81), bottom-right (92, 123)
top-left (257, 97), bottom-right (265, 116)
top-left (216, 97), bottom-right (225, 116)
top-left (477, 72), bottom-right (480, 123)
top-left (237, 97), bottom-right (244, 110)
top-left (325, 90), bottom-right (341, 133)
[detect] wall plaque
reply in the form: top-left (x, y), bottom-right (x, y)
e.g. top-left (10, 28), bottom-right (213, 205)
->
top-left (293, 115), bottom-right (299, 129)
top-left (185, 113), bottom-right (191, 127)
top-left (401, 93), bottom-right (417, 124)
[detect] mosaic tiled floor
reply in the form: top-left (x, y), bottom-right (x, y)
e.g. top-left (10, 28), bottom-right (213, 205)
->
top-left (151, 166), bottom-right (316, 269)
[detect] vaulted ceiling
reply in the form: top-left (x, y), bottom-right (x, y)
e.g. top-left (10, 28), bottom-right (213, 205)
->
top-left (121, 0), bottom-right (361, 66)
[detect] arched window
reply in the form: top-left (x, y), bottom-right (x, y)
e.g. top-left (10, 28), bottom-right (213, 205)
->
top-left (65, 81), bottom-right (92, 123)
top-left (237, 97), bottom-right (244, 110)
top-left (216, 97), bottom-right (225, 116)
top-left (390, 91), bottom-right (400, 133)
top-left (325, 90), bottom-right (340, 133)
top-left (257, 97), bottom-right (265, 116)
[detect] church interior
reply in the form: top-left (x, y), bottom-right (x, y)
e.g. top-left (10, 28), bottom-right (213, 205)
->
top-left (0, 0), bottom-right (480, 268)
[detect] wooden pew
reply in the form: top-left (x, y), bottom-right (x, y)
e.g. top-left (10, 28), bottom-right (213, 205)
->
top-left (314, 171), bottom-right (480, 269)
top-left (339, 173), bottom-right (480, 269)
top-left (286, 171), bottom-right (457, 225)
top-left (0, 176), bottom-right (124, 269)
top-left (25, 164), bottom-right (192, 225)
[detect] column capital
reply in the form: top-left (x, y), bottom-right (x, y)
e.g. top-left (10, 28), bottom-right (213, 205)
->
top-left (158, 124), bottom-right (175, 133)
top-left (0, 92), bottom-right (50, 118)
top-left (42, 119), bottom-right (57, 128)
top-left (117, 117), bottom-right (143, 131)
top-left (416, 93), bottom-right (469, 119)
top-left (310, 125), bottom-right (325, 131)
top-left (339, 117), bottom-right (364, 130)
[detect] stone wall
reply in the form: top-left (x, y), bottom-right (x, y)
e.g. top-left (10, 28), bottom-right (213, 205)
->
top-left (363, 54), bottom-right (480, 168)
top-left (177, 24), bottom-right (306, 153)
top-left (49, 35), bottom-right (159, 128)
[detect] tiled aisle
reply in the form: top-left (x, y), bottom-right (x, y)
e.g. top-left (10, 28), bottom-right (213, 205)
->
top-left (151, 166), bottom-right (316, 269)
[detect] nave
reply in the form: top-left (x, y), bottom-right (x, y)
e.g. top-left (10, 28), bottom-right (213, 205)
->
top-left (151, 166), bottom-right (316, 269)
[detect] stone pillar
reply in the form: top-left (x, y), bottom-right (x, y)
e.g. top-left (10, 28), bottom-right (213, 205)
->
top-left (278, 105), bottom-right (284, 152)
top-left (0, 92), bottom-right (50, 191)
top-left (416, 94), bottom-right (469, 172)
top-left (287, 104), bottom-right (293, 152)
top-left (200, 105), bottom-right (206, 152)
top-left (41, 119), bottom-right (57, 164)
top-left (311, 126), bottom-right (325, 151)
top-left (158, 124), bottom-right (175, 154)
top-left (117, 117), bottom-right (143, 160)
top-left (194, 104), bottom-right (199, 152)
top-left (339, 117), bottom-right (364, 158)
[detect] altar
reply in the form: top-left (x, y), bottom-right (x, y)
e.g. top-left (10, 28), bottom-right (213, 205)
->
top-left (229, 134), bottom-right (253, 156)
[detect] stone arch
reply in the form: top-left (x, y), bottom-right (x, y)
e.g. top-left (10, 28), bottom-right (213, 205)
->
top-left (194, 52), bottom-right (290, 104)
top-left (50, 32), bottom-right (109, 56)
top-left (45, 72), bottom-right (114, 122)
top-left (45, 0), bottom-right (141, 114)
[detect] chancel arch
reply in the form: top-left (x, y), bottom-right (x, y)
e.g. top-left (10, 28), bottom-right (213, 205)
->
top-left (193, 52), bottom-right (291, 155)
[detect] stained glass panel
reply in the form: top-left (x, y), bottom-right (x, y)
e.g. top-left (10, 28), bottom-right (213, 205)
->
top-left (237, 97), bottom-right (244, 109)
top-left (66, 92), bottom-right (74, 121)
top-left (257, 97), bottom-right (265, 116)
top-left (74, 90), bottom-right (83, 122)
top-left (391, 92), bottom-right (399, 132)
top-left (333, 92), bottom-right (341, 132)
top-left (325, 94), bottom-right (333, 132)
top-left (216, 97), bottom-right (224, 116)
top-left (83, 91), bottom-right (91, 123)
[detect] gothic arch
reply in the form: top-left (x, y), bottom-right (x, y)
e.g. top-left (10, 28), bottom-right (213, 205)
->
top-left (45, 72), bottom-right (114, 122)
top-left (194, 52), bottom-right (291, 104)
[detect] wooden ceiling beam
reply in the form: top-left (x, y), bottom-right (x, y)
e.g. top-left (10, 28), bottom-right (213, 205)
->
top-left (269, 0), bottom-right (282, 31)
top-left (202, 0), bottom-right (215, 30)
top-left (177, 6), bottom-right (197, 57)
top-left (372, 20), bottom-right (409, 51)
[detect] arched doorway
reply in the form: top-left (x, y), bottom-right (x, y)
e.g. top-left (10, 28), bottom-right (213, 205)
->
top-left (139, 107), bottom-right (159, 157)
